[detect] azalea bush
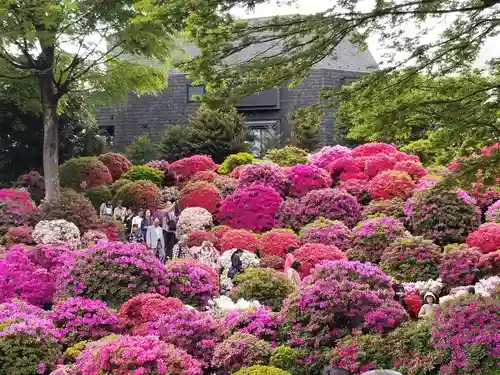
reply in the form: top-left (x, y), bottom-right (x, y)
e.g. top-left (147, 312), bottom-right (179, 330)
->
top-left (219, 152), bottom-right (255, 175)
top-left (310, 146), bottom-right (351, 169)
top-left (224, 306), bottom-right (280, 342)
top-left (83, 185), bottom-right (112, 210)
top-left (338, 179), bottom-right (370, 203)
top-left (469, 183), bottom-right (500, 210)
top-left (170, 155), bottom-right (218, 183)
top-left (264, 146), bottom-right (308, 167)
top-left (2, 225), bottom-right (35, 247)
top-left (14, 170), bottom-right (45, 204)
top-left (81, 230), bottom-right (108, 248)
top-left (260, 256), bottom-right (285, 270)
top-left (95, 218), bottom-right (123, 242)
top-left (299, 218), bottom-right (353, 251)
top-left (121, 165), bottom-right (164, 186)
top-left (59, 156), bottom-right (112, 191)
top-left (176, 207), bottom-right (214, 239)
top-left (188, 231), bottom-right (219, 248)
top-left (361, 198), bottom-right (406, 220)
top-left (190, 170), bottom-right (219, 183)
top-left (232, 366), bottom-right (291, 375)
top-left (220, 229), bottom-right (259, 253)
top-left (476, 251), bottom-right (500, 278)
top-left (218, 249), bottom-right (260, 294)
top-left (32, 219), bottom-right (81, 250)
top-left (364, 154), bottom-right (396, 178)
top-left (257, 229), bottom-right (299, 259)
top-left (368, 171), bottom-right (414, 200)
top-left (115, 180), bottom-right (162, 210)
top-left (466, 223), bottom-right (500, 254)
top-left (109, 178), bottom-right (131, 195)
top-left (162, 185), bottom-right (180, 202)
top-left (352, 142), bottom-right (398, 157)
top-left (98, 153), bottom-right (132, 180)
top-left (145, 159), bottom-right (170, 172)
top-left (325, 156), bottom-right (360, 182)
top-left (393, 160), bottom-right (427, 180)
top-left (293, 243), bottom-right (347, 278)
top-left (213, 177), bottom-right (238, 197)
top-left (0, 189), bottom-right (39, 238)
top-left (237, 162), bottom-right (289, 195)
top-left (485, 200), bottom-right (500, 222)
top-left (286, 165), bottom-right (332, 198)
top-left (179, 181), bottom-right (221, 214)
top-left (440, 245), bottom-right (482, 288)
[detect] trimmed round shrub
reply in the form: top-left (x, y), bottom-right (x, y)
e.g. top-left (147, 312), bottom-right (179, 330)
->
top-left (0, 300), bottom-right (61, 375)
top-left (406, 189), bottom-right (481, 245)
top-left (431, 296), bottom-right (499, 375)
top-left (190, 170), bottom-right (219, 183)
top-left (264, 146), bottom-right (308, 167)
top-left (299, 218), bottom-right (353, 251)
top-left (281, 260), bottom-right (407, 348)
top-left (218, 184), bottom-right (282, 233)
top-left (338, 179), bottom-right (370, 203)
top-left (220, 229), bottom-right (259, 253)
top-left (176, 207), bottom-right (214, 239)
top-left (84, 185), bottom-right (112, 210)
top-left (98, 152), bottom-right (132, 180)
top-left (257, 229), bottom-right (299, 259)
top-left (56, 241), bottom-right (169, 308)
top-left (213, 177), bottom-right (238, 197)
top-left (59, 156), bottom-right (112, 190)
top-left (269, 346), bottom-right (301, 375)
top-left (115, 180), bottom-right (162, 210)
top-left (0, 189), bottom-right (39, 238)
top-left (326, 156), bottom-right (360, 181)
top-left (393, 160), bottom-right (427, 180)
top-left (121, 165), bottom-right (164, 186)
top-left (14, 170), bottom-right (45, 204)
top-left (179, 181), bottom-right (221, 214)
top-left (440, 244), bottom-right (482, 288)
top-left (219, 152), bottom-right (255, 175)
top-left (212, 332), bottom-right (272, 374)
top-left (188, 231), bottom-right (219, 248)
top-left (164, 259), bottom-right (219, 309)
top-left (466, 223), bottom-right (500, 254)
top-left (237, 162), bottom-right (289, 195)
top-left (33, 219), bottom-right (80, 250)
top-left (260, 256), bottom-right (284, 270)
top-left (224, 306), bottom-right (280, 342)
top-left (109, 178), bottom-right (131, 195)
top-left (364, 154), bottom-right (396, 178)
top-left (368, 171), bottom-right (414, 200)
top-left (95, 218), bottom-right (123, 242)
top-left (170, 155), bottom-right (218, 183)
top-left (77, 334), bottom-right (203, 375)
top-left (286, 165), bottom-right (332, 198)
top-left (293, 243), bottom-right (347, 278)
top-left (352, 142), bottom-right (398, 157)
top-left (361, 197), bottom-right (406, 220)
top-left (81, 230), bottom-right (108, 248)
top-left (310, 146), bottom-right (351, 169)
top-left (232, 366), bottom-right (291, 375)
top-left (232, 268), bottom-right (296, 311)
top-left (485, 200), bottom-right (500, 223)
top-left (380, 236), bottom-right (443, 282)
top-left (162, 185), bottom-right (180, 202)
top-left (477, 250), bottom-right (500, 278)
top-left (49, 297), bottom-right (120, 346)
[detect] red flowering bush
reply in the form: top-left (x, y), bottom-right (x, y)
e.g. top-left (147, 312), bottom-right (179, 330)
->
top-left (352, 143), bottom-right (398, 157)
top-left (179, 181), bottom-right (221, 214)
top-left (440, 245), bottom-right (482, 288)
top-left (3, 225), bottom-right (35, 247)
top-left (59, 156), bottom-right (112, 190)
top-left (14, 170), bottom-right (45, 204)
top-left (326, 156), bottom-right (360, 181)
top-left (218, 184), bottom-right (282, 232)
top-left (466, 223), bottom-right (500, 254)
top-left (338, 179), bottom-right (370, 203)
top-left (220, 229), bottom-right (259, 253)
top-left (364, 154), bottom-right (396, 178)
top-left (368, 171), bottom-right (414, 200)
top-left (164, 259), bottom-right (219, 308)
top-left (260, 256), bottom-right (284, 270)
top-left (258, 230), bottom-right (299, 258)
top-left (310, 146), bottom-right (352, 169)
top-left (380, 236), bottom-right (443, 282)
top-left (0, 189), bottom-right (38, 233)
top-left (190, 170), bottom-right (219, 183)
top-left (170, 155), bottom-right (218, 183)
top-left (293, 243), bottom-right (347, 278)
top-left (98, 152), bottom-right (132, 180)
top-left (286, 165), bottom-right (332, 198)
top-left (299, 218), bottom-right (353, 251)
top-left (115, 180), bottom-right (162, 210)
top-left (95, 218), bottom-right (123, 241)
top-left (188, 231), bottom-right (219, 248)
top-left (393, 160), bottom-right (427, 180)
top-left (476, 250), bottom-right (500, 277)
top-left (237, 162), bottom-right (289, 195)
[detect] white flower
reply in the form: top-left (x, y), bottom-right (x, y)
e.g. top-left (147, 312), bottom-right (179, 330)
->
top-left (175, 207), bottom-right (213, 239)
top-left (475, 276), bottom-right (500, 297)
top-left (32, 219), bottom-right (80, 250)
top-left (162, 186), bottom-right (179, 202)
top-left (403, 278), bottom-right (443, 295)
top-left (207, 296), bottom-right (262, 317)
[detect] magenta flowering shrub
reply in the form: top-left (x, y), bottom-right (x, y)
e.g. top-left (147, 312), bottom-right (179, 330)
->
top-left (164, 259), bottom-right (219, 309)
top-left (485, 200), bottom-right (500, 222)
top-left (280, 260), bottom-right (407, 348)
top-left (147, 307), bottom-right (225, 368)
top-left (0, 189), bottom-right (39, 240)
top-left (49, 297), bottom-right (121, 346)
top-left (310, 146), bottom-right (352, 169)
top-left (218, 184), bottom-right (282, 232)
top-left (380, 236), bottom-right (443, 282)
top-left (212, 332), bottom-right (272, 374)
top-left (29, 244), bottom-right (75, 275)
top-left (237, 162), bottom-right (289, 195)
top-left (299, 218), bottom-right (353, 251)
top-left (364, 154), bottom-right (396, 178)
top-left (77, 334), bottom-right (203, 375)
top-left (352, 143), bottom-right (398, 157)
top-left (338, 179), bottom-right (370, 203)
top-left (294, 243), bottom-right (347, 278)
top-left (56, 241), bottom-right (169, 308)
top-left (440, 245), bottom-right (482, 288)
top-left (286, 165), bottom-right (332, 198)
top-left (325, 156), bottom-right (360, 179)
top-left (223, 306), bottom-right (280, 343)
top-left (145, 159), bottom-right (169, 171)
top-left (431, 296), bottom-right (499, 375)
top-left (393, 160), bottom-right (427, 180)
top-left (466, 223), bottom-right (500, 254)
top-left (368, 171), bottom-right (415, 200)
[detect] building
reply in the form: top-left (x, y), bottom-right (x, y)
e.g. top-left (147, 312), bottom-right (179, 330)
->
top-left (96, 21), bottom-right (377, 157)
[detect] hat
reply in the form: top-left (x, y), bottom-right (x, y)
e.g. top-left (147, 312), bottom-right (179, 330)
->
top-left (424, 292), bottom-right (436, 302)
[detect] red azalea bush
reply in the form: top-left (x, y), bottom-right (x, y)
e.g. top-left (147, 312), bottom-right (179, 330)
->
top-left (393, 160), bottom-right (427, 180)
top-left (115, 180), bottom-right (162, 210)
top-left (14, 170), bottom-right (45, 204)
top-left (98, 152), bottom-right (132, 180)
top-left (59, 156), bottom-right (112, 190)
top-left (293, 243), bottom-right (347, 278)
top-left (188, 231), bottom-right (219, 248)
top-left (440, 245), bottom-right (482, 288)
top-left (258, 230), bottom-right (299, 259)
top-left (190, 170), bottom-right (219, 183)
top-left (466, 223), bottom-right (500, 254)
top-left (368, 171), bottom-right (414, 200)
top-left (218, 184), bottom-right (282, 232)
top-left (476, 250), bottom-right (500, 277)
top-left (3, 225), bottom-right (35, 246)
top-left (95, 218), bottom-right (122, 241)
top-left (300, 218), bottom-right (353, 251)
top-left (286, 165), bottom-right (332, 198)
top-left (0, 189), bottom-right (38, 229)
top-left (352, 143), bottom-right (398, 157)
top-left (220, 229), bottom-right (259, 253)
top-left (364, 154), bottom-right (396, 178)
top-left (237, 162), bottom-right (289, 195)
top-left (164, 259), bottom-right (219, 309)
top-left (170, 155), bottom-right (218, 183)
top-left (260, 256), bottom-right (285, 270)
top-left (326, 156), bottom-right (360, 181)
top-left (179, 181), bottom-right (221, 214)
top-left (310, 146), bottom-right (352, 169)
top-left (338, 179), bottom-right (370, 203)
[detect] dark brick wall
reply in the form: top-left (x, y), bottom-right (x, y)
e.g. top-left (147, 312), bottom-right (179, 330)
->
top-left (96, 69), bottom-right (364, 151)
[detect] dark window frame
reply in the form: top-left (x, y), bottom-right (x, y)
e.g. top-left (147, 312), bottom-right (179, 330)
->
top-left (187, 84), bottom-right (205, 102)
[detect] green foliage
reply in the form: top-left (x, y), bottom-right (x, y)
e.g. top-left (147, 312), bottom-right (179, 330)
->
top-left (110, 179), bottom-right (132, 196)
top-left (124, 136), bottom-right (157, 166)
top-left (219, 153), bottom-right (255, 175)
top-left (264, 146), bottom-right (308, 167)
top-left (289, 105), bottom-right (324, 152)
top-left (121, 166), bottom-right (164, 187)
top-left (232, 268), bottom-right (296, 311)
top-left (269, 346), bottom-right (301, 375)
top-left (232, 366), bottom-right (291, 375)
top-left (157, 105), bottom-right (252, 163)
top-left (84, 185), bottom-right (113, 210)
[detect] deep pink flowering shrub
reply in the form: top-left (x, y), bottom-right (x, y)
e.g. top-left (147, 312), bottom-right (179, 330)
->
top-left (220, 229), bottom-right (259, 253)
top-left (260, 256), bottom-right (285, 270)
top-left (56, 241), bottom-right (169, 308)
top-left (476, 251), bottom-right (500, 277)
top-left (361, 198), bottom-right (406, 220)
top-left (310, 146), bottom-right (351, 169)
top-left (380, 236), bottom-right (442, 282)
top-left (293, 243), bottom-right (347, 278)
top-left (485, 200), bottom-right (500, 222)
top-left (352, 143), bottom-right (398, 157)
top-left (98, 152), bottom-right (132, 180)
top-left (368, 171), bottom-right (415, 200)
top-left (431, 296), bottom-right (499, 375)
top-left (188, 231), bottom-right (219, 249)
top-left (338, 179), bottom-right (370, 203)
top-left (466, 223), bottom-right (500, 254)
top-left (470, 183), bottom-right (500, 210)
top-left (77, 334), bottom-right (203, 375)
top-left (258, 230), bottom-right (299, 259)
top-left (325, 157), bottom-right (360, 182)
top-left (393, 160), bottom-right (427, 180)
top-left (190, 170), bottom-right (219, 183)
top-left (237, 162), bottom-right (289, 195)
top-left (299, 218), bottom-right (353, 251)
top-left (286, 165), bottom-right (332, 198)
top-left (280, 260), bottom-right (407, 348)
top-left (364, 154), bottom-right (396, 178)
top-left (164, 259), bottom-right (219, 308)
top-left (440, 245), bottom-right (482, 288)
top-left (170, 155), bottom-right (218, 183)
top-left (49, 297), bottom-right (120, 345)
top-left (147, 307), bottom-right (225, 368)
top-left (339, 171), bottom-right (370, 182)
top-left (218, 184), bottom-right (282, 232)
top-left (0, 189), bottom-right (38, 237)
top-left (224, 306), bottom-right (280, 342)
top-left (179, 181), bottom-right (221, 214)
top-left (212, 332), bottom-right (272, 375)
top-left (393, 151), bottom-right (420, 163)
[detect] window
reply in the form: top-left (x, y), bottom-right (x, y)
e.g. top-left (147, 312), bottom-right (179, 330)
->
top-left (187, 85), bottom-right (205, 102)
top-left (246, 120), bottom-right (280, 158)
top-left (99, 125), bottom-right (115, 147)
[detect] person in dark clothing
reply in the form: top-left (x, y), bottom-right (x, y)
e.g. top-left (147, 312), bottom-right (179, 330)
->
top-left (228, 249), bottom-right (244, 280)
top-left (129, 224), bottom-right (144, 243)
top-left (323, 368), bottom-right (352, 375)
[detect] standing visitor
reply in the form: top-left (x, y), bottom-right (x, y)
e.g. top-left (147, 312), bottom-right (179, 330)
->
top-left (194, 241), bottom-right (219, 269)
top-left (141, 209), bottom-right (152, 239)
top-left (162, 202), bottom-right (180, 259)
top-left (124, 208), bottom-right (134, 234)
top-left (113, 200), bottom-right (127, 222)
top-left (100, 200), bottom-right (113, 218)
top-left (284, 246), bottom-right (296, 271)
top-left (131, 210), bottom-right (143, 233)
top-left (285, 261), bottom-right (301, 286)
top-left (228, 249), bottom-right (244, 280)
top-left (172, 235), bottom-right (191, 259)
top-left (146, 218), bottom-right (165, 263)
top-left (129, 224), bottom-right (144, 243)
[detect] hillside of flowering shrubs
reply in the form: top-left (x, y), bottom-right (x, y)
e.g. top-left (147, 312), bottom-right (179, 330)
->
top-left (0, 142), bottom-right (498, 375)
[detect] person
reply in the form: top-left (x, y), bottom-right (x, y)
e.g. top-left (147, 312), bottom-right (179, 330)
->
top-left (285, 261), bottom-right (301, 286)
top-left (228, 249), bottom-right (244, 280)
top-left (146, 218), bottom-right (165, 263)
top-left (113, 200), bottom-right (127, 222)
top-left (129, 224), bottom-right (144, 243)
top-left (284, 246), bottom-right (296, 271)
top-left (323, 367), bottom-right (352, 375)
top-left (162, 202), bottom-right (179, 259)
top-left (194, 240), bottom-right (219, 269)
top-left (141, 209), bottom-right (152, 239)
top-left (172, 235), bottom-right (191, 259)
top-left (131, 210), bottom-right (143, 233)
top-left (392, 283), bottom-right (408, 311)
top-left (418, 292), bottom-right (439, 319)
top-left (100, 201), bottom-right (113, 218)
top-left (467, 286), bottom-right (475, 295)
top-left (361, 371), bottom-right (403, 375)
top-left (124, 208), bottom-right (134, 234)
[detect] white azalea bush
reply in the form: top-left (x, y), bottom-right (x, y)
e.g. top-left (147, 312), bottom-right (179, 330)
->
top-left (32, 219), bottom-right (80, 250)
top-left (217, 249), bottom-right (260, 294)
top-left (162, 186), bottom-right (180, 203)
top-left (175, 207), bottom-right (213, 239)
top-left (207, 296), bottom-right (262, 317)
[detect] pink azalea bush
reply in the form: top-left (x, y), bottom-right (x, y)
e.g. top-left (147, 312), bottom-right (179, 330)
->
top-left (393, 160), bottom-right (427, 180)
top-left (476, 251), bottom-right (500, 278)
top-left (368, 171), bottom-right (415, 200)
top-left (364, 154), bottom-right (396, 178)
top-left (257, 230), bottom-right (299, 259)
top-left (299, 218), bottom-right (353, 251)
top-left (470, 183), bottom-right (500, 210)
top-left (326, 156), bottom-right (360, 182)
top-left (218, 184), bottom-right (282, 232)
top-left (220, 229), bottom-right (259, 253)
top-left (286, 165), bottom-right (332, 198)
top-left (310, 146), bottom-right (352, 169)
top-left (237, 162), bottom-right (289, 195)
top-left (293, 243), bottom-right (347, 278)
top-left (224, 306), bottom-right (280, 343)
top-left (170, 155), bottom-right (218, 183)
top-left (352, 143), bottom-right (398, 157)
top-left (338, 179), bottom-right (370, 203)
top-left (466, 223), bottom-right (500, 254)
top-left (440, 245), bottom-right (482, 288)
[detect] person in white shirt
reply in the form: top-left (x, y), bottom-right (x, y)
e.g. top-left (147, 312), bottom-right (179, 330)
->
top-left (131, 210), bottom-right (144, 233)
top-left (113, 200), bottom-right (127, 222)
top-left (100, 201), bottom-right (113, 218)
top-left (146, 218), bottom-right (165, 263)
